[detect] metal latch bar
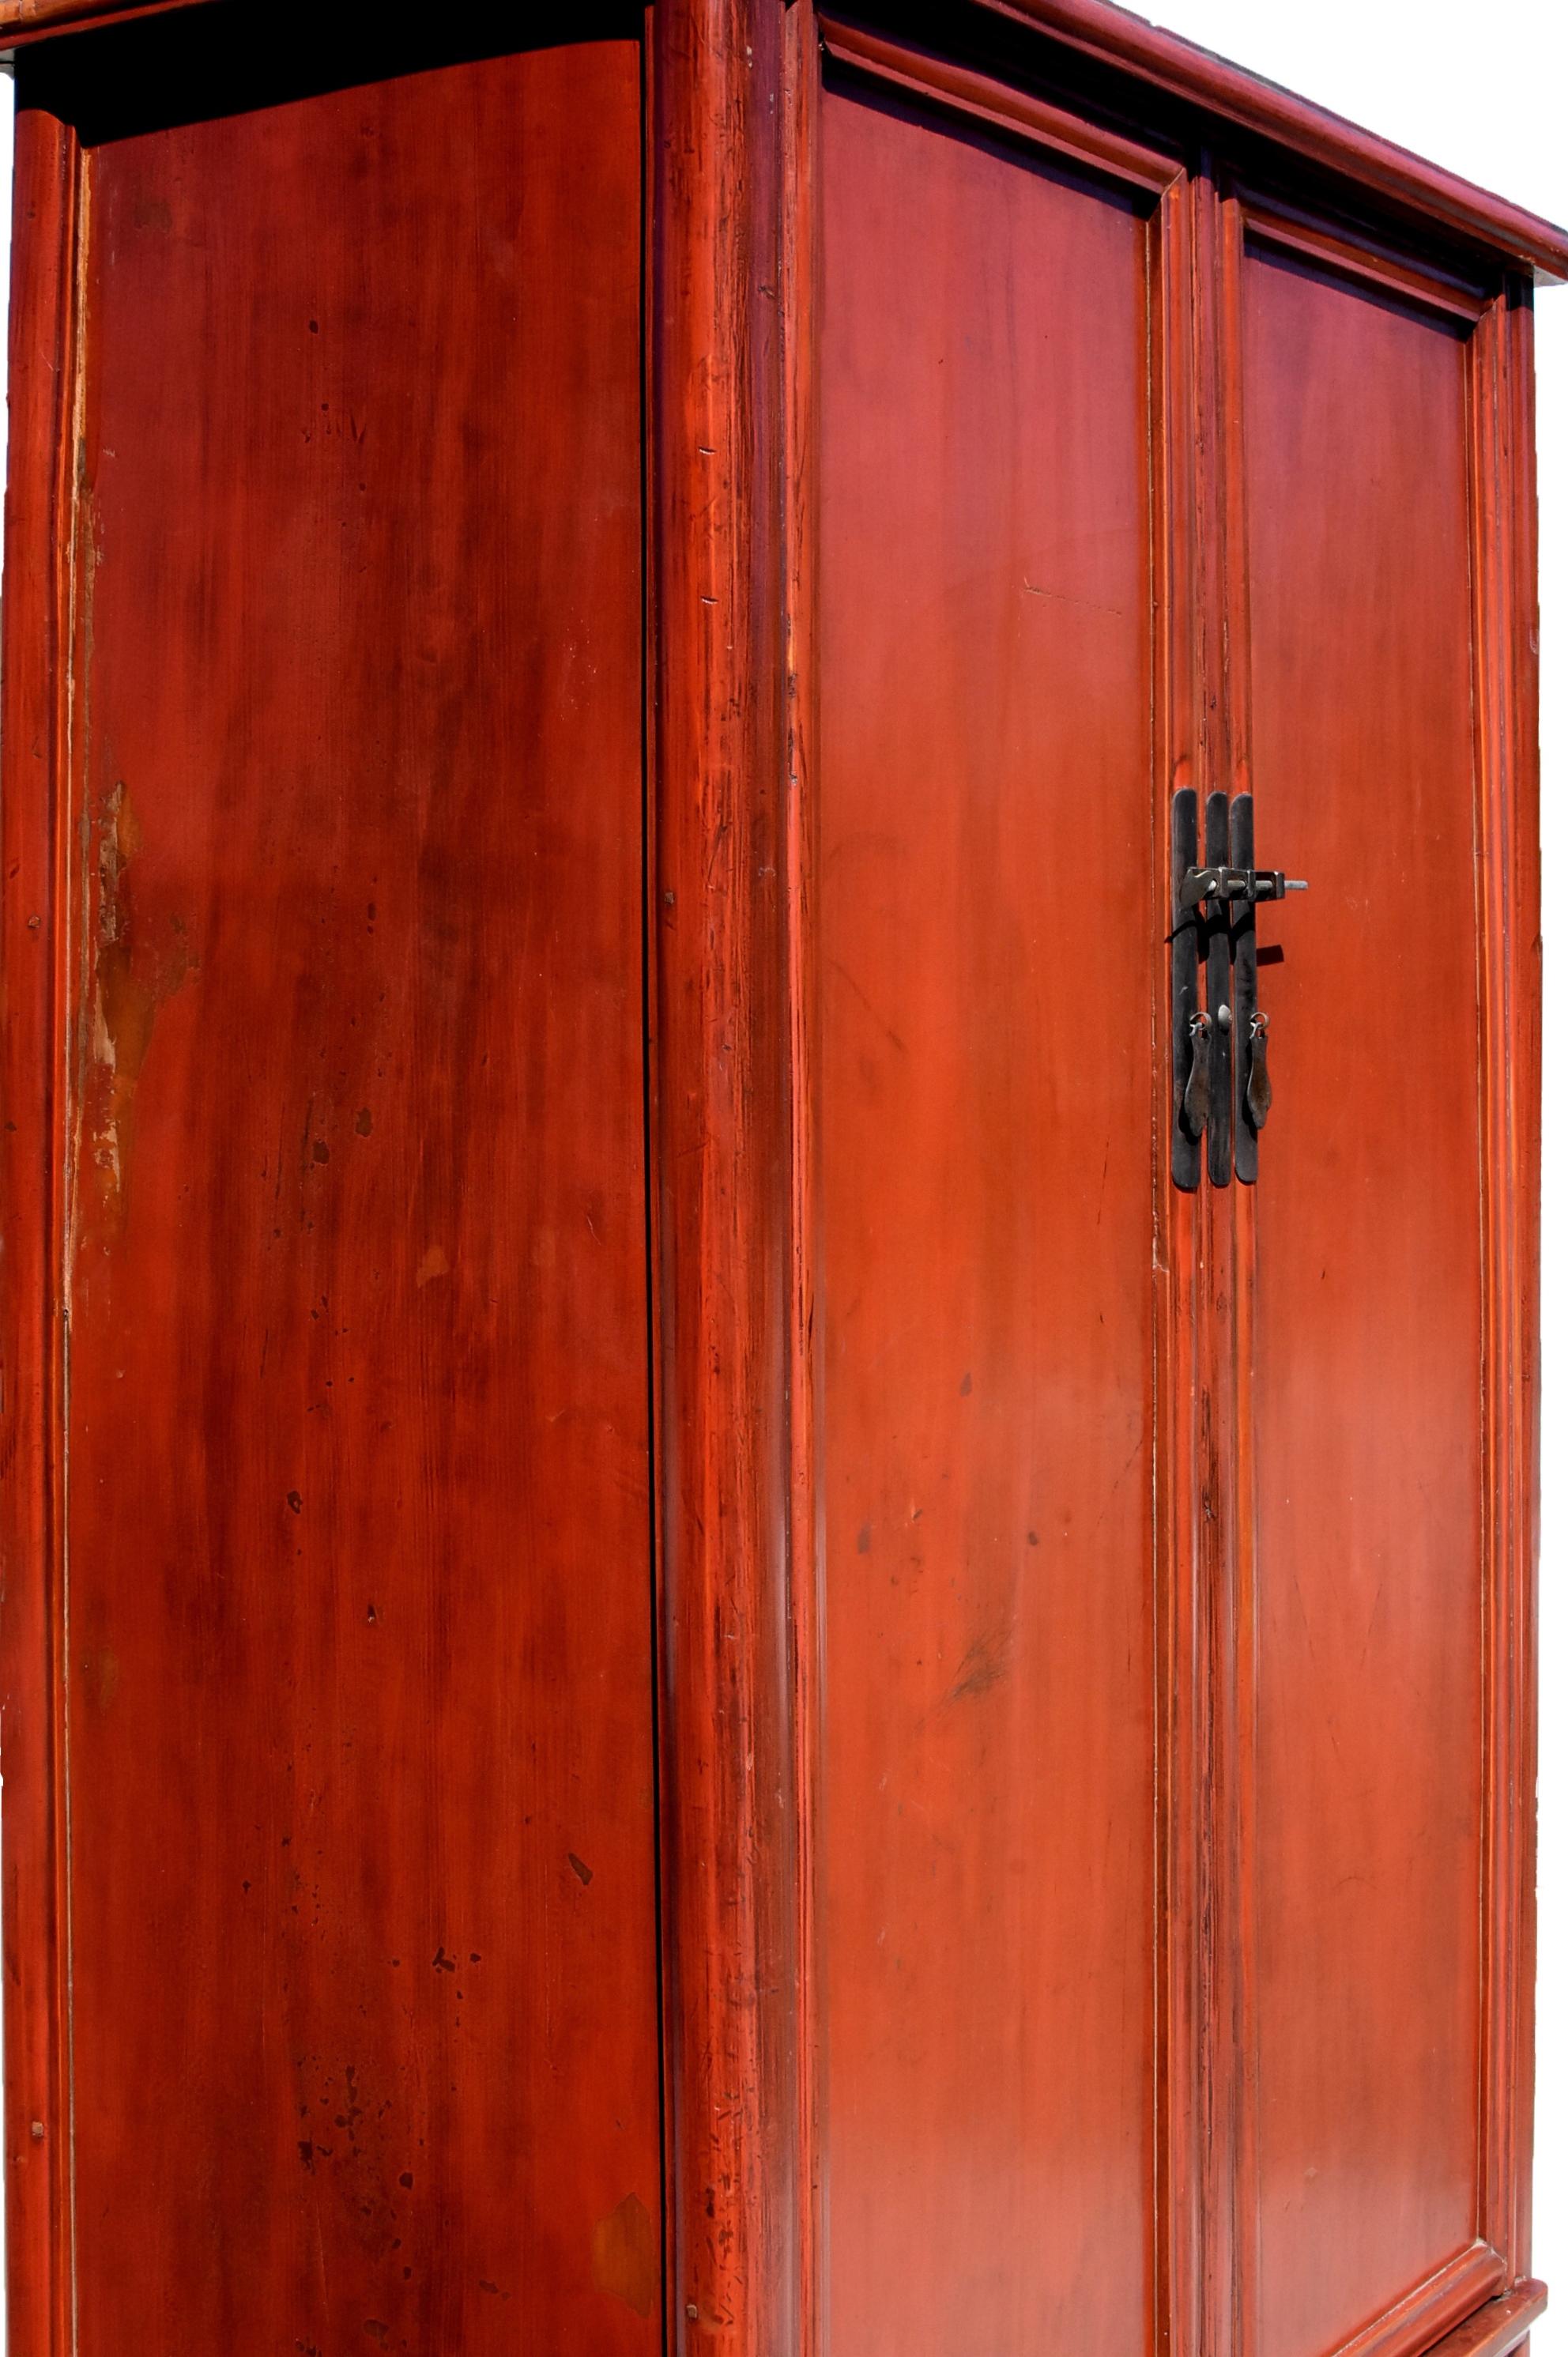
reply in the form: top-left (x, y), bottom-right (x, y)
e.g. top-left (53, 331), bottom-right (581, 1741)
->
top-left (1178, 864), bottom-right (1308, 909)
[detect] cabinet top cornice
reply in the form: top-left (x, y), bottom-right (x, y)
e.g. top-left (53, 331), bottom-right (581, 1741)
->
top-left (3, 0), bottom-right (1564, 281)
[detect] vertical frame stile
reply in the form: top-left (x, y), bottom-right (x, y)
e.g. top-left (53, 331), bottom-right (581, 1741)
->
top-left (0, 104), bottom-right (82, 2357)
top-left (1469, 273), bottom-right (1509, 2283)
top-left (1216, 181), bottom-right (1262, 2357)
top-left (649, 5), bottom-right (800, 2355)
top-left (639, 13), bottom-right (669, 2351)
top-left (1152, 158), bottom-right (1204, 2357)
top-left (1499, 280), bottom-right (1542, 2297)
top-left (781, 5), bottom-right (824, 2354)
top-left (1468, 273), bottom-right (1542, 2295)
top-left (1189, 152), bottom-right (1243, 2357)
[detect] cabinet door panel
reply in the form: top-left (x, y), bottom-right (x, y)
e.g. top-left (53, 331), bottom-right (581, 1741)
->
top-left (1241, 241), bottom-right (1491, 2357)
top-left (35, 25), bottom-right (659, 2354)
top-left (817, 79), bottom-right (1160, 2357)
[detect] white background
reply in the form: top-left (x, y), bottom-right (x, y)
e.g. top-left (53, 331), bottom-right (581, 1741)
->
top-left (0, 2), bottom-right (1559, 2349)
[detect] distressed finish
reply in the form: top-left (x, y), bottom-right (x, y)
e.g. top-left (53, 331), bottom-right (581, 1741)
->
top-left (0, 9), bottom-right (1554, 2357)
top-left (5, 21), bottom-right (661, 2357)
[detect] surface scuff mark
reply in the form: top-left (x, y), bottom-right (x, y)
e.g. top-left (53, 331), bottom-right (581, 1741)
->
top-left (591, 2192), bottom-right (658, 2318)
top-left (82, 780), bottom-right (197, 1239)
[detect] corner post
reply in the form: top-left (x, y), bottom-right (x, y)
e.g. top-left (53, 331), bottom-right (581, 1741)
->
top-left (650, 3), bottom-right (798, 2351)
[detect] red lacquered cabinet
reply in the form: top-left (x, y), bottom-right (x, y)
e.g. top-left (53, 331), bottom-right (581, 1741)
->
top-left (0, 6), bottom-right (1557, 2357)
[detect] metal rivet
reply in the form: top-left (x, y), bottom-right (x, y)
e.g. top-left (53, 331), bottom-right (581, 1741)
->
top-left (29, 2121), bottom-right (43, 2140)
top-left (1216, 1004), bottom-right (1232, 1030)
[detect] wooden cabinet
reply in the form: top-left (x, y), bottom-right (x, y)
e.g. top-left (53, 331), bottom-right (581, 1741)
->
top-left (0, 8), bottom-right (1556, 2357)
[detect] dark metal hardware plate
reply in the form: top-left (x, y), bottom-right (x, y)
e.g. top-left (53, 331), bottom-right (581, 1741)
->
top-left (1231, 794), bottom-right (1261, 1183)
top-left (1171, 787), bottom-right (1306, 1190)
top-left (1204, 792), bottom-right (1231, 1188)
top-left (1171, 787), bottom-right (1200, 1192)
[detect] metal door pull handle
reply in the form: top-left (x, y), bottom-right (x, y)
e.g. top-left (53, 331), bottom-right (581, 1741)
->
top-left (1184, 1012), bottom-right (1213, 1135)
top-left (1246, 1012), bottom-right (1272, 1129)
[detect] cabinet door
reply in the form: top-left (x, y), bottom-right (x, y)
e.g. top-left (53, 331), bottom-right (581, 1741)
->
top-left (1234, 218), bottom-right (1525, 2357)
top-left (814, 58), bottom-right (1176, 2357)
top-left (2, 19), bottom-right (661, 2355)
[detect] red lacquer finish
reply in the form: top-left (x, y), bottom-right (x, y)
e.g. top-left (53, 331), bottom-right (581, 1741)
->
top-left (816, 73), bottom-right (1162, 2355)
top-left (650, 3), bottom-right (800, 2354)
top-left (0, 9), bottom-right (1549, 2357)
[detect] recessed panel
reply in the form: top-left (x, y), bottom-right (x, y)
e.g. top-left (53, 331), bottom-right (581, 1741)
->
top-left (819, 79), bottom-right (1159, 2357)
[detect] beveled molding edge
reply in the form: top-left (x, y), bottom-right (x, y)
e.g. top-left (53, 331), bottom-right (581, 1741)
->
top-left (1236, 192), bottom-right (1496, 324)
top-left (1329, 2248), bottom-right (1510, 2357)
top-left (1420, 2281), bottom-right (1547, 2357)
top-left (820, 14), bottom-right (1182, 196)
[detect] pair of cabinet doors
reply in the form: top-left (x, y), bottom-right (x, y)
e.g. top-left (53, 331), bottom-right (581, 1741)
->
top-left (0, 6), bottom-right (1550, 2357)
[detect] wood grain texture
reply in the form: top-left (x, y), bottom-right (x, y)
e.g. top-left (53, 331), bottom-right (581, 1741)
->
top-left (6, 28), bottom-right (661, 2357)
top-left (650, 6), bottom-right (799, 2355)
top-left (816, 70), bottom-right (1160, 2357)
top-left (781, 9), bottom-right (825, 2355)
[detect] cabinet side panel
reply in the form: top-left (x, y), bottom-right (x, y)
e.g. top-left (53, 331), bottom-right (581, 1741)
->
top-left (42, 32), bottom-right (661, 2355)
top-left (0, 104), bottom-right (79, 2357)
top-left (1242, 244), bottom-right (1489, 2357)
top-left (816, 80), bottom-right (1158, 2357)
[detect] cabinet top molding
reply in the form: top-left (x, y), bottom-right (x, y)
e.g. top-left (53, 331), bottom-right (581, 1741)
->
top-left (2, 0), bottom-right (1564, 281)
top-left (987, 0), bottom-right (1568, 281)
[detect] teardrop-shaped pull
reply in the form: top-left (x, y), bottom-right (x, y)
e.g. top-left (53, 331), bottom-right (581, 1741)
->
top-left (1246, 1010), bottom-right (1272, 1129)
top-left (1183, 1011), bottom-right (1213, 1135)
